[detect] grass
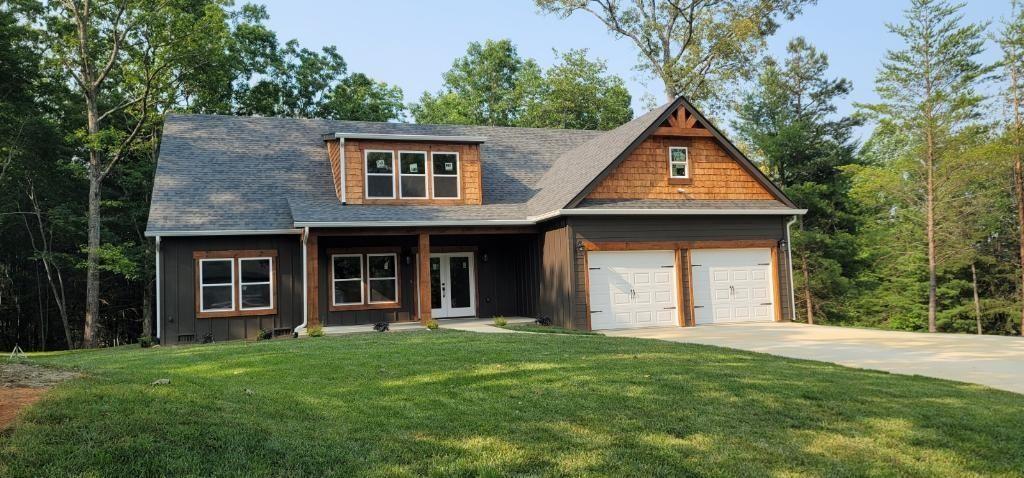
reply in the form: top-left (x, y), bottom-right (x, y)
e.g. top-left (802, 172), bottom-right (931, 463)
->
top-left (503, 323), bottom-right (602, 335)
top-left (2, 331), bottom-right (1024, 477)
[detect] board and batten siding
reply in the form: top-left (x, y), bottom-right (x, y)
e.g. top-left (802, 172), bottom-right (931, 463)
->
top-left (569, 215), bottom-right (794, 329)
top-left (158, 235), bottom-right (304, 345)
top-left (538, 220), bottom-right (578, 328)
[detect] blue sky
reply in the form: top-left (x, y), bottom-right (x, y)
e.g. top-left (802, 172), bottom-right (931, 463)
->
top-left (259, 0), bottom-right (1010, 139)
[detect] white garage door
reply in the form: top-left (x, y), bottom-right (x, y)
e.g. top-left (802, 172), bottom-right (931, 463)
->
top-left (587, 251), bottom-right (678, 330)
top-left (691, 248), bottom-right (776, 324)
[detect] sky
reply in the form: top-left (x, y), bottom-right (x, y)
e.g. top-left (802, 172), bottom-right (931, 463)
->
top-left (258, 0), bottom-right (1011, 140)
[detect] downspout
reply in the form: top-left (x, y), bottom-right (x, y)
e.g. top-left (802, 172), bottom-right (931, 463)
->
top-left (294, 226), bottom-right (310, 337)
top-left (785, 216), bottom-right (798, 322)
top-left (155, 236), bottom-right (161, 341)
top-left (339, 138), bottom-right (346, 205)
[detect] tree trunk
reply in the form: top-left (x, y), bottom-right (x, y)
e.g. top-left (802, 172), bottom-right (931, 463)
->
top-left (926, 130), bottom-right (938, 333)
top-left (142, 279), bottom-right (153, 339)
top-left (1012, 63), bottom-right (1024, 337)
top-left (972, 263), bottom-right (982, 335)
top-left (83, 85), bottom-right (102, 347)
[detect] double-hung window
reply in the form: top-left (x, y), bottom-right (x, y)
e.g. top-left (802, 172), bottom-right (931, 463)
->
top-left (669, 146), bottom-right (689, 179)
top-left (196, 251), bottom-right (277, 317)
top-left (399, 151), bottom-right (427, 199)
top-left (431, 152), bottom-right (460, 199)
top-left (365, 150), bottom-right (395, 198)
top-left (199, 259), bottom-right (235, 312)
top-left (330, 252), bottom-right (399, 308)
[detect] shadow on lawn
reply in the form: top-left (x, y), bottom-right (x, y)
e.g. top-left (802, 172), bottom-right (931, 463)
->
top-left (3, 330), bottom-right (1023, 477)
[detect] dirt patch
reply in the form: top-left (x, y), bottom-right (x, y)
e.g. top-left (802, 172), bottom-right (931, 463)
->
top-left (0, 363), bottom-right (80, 430)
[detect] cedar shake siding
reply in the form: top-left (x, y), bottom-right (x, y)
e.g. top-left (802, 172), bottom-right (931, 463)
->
top-left (568, 215), bottom-right (794, 329)
top-left (158, 235), bottom-right (303, 345)
top-left (586, 136), bottom-right (776, 201)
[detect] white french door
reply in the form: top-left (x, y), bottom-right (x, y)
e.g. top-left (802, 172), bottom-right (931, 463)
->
top-left (430, 253), bottom-right (476, 318)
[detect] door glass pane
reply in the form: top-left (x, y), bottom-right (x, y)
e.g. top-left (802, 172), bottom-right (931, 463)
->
top-left (241, 284), bottom-right (271, 309)
top-left (430, 257), bottom-right (442, 309)
top-left (449, 256), bottom-right (471, 309)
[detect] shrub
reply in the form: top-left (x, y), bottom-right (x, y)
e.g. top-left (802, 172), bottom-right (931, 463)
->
top-left (425, 319), bottom-right (439, 330)
top-left (139, 336), bottom-right (154, 348)
top-left (307, 325), bottom-right (324, 337)
top-left (373, 321), bottom-right (390, 332)
top-left (535, 316), bottom-right (553, 326)
top-left (493, 316), bottom-right (507, 327)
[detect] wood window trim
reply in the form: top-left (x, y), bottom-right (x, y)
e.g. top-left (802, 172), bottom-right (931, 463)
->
top-left (193, 250), bottom-right (279, 319)
top-left (330, 253), bottom-right (364, 307)
top-left (365, 149), bottom-right (396, 199)
top-left (327, 248), bottom-right (403, 312)
top-left (431, 151), bottom-right (461, 200)
top-left (238, 256), bottom-right (275, 312)
top-left (668, 146), bottom-right (690, 180)
top-left (398, 150), bottom-right (428, 200)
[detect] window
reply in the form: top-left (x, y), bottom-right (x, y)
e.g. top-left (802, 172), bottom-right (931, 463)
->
top-left (365, 150), bottom-right (395, 198)
top-left (239, 257), bottom-right (273, 310)
top-left (331, 254), bottom-right (363, 306)
top-left (367, 253), bottom-right (398, 303)
top-left (199, 259), bottom-right (234, 312)
top-left (194, 251), bottom-right (277, 317)
top-left (669, 147), bottom-right (689, 178)
top-left (399, 151), bottom-right (427, 199)
top-left (431, 152), bottom-right (460, 199)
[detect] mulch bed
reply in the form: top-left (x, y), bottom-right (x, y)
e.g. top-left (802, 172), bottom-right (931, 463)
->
top-left (0, 363), bottom-right (80, 430)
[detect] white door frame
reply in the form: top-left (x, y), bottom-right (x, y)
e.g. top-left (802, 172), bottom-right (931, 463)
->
top-left (430, 252), bottom-right (476, 318)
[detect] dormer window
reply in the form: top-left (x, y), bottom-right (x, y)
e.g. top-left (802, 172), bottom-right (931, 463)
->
top-left (669, 147), bottom-right (689, 179)
top-left (399, 151), bottom-right (427, 199)
top-left (365, 150), bottom-right (395, 198)
top-left (432, 152), bottom-right (460, 199)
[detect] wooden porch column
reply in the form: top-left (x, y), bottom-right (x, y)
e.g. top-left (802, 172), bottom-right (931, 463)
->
top-left (418, 232), bottom-right (431, 323)
top-left (307, 230), bottom-right (320, 328)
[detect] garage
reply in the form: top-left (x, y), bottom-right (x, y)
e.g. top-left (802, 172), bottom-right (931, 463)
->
top-left (586, 251), bottom-right (679, 330)
top-left (691, 248), bottom-right (776, 324)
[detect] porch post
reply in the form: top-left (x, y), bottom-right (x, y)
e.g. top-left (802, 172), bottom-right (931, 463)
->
top-left (418, 232), bottom-right (431, 323)
top-left (307, 229), bottom-right (320, 328)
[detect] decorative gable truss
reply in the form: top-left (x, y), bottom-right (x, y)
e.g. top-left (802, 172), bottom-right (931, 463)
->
top-left (656, 102), bottom-right (713, 137)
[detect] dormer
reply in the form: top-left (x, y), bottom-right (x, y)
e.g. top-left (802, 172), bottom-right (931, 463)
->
top-left (324, 133), bottom-right (486, 205)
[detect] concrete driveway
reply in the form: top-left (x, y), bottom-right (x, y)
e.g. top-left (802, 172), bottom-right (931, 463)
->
top-left (604, 323), bottom-right (1024, 394)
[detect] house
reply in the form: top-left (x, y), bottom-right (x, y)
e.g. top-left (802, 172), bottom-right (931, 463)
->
top-left (145, 97), bottom-right (806, 344)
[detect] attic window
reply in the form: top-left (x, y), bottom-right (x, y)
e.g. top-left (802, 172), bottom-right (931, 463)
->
top-left (365, 150), bottom-right (395, 198)
top-left (432, 152), bottom-right (460, 199)
top-left (669, 147), bottom-right (689, 179)
top-left (399, 151), bottom-right (427, 199)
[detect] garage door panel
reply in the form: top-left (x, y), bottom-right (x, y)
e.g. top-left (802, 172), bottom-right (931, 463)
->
top-left (693, 249), bottom-right (775, 325)
top-left (588, 251), bottom-right (679, 330)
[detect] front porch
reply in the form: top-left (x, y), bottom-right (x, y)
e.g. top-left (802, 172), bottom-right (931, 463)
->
top-left (303, 227), bottom-right (541, 330)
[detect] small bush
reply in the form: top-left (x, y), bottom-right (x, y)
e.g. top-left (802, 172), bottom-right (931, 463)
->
top-left (535, 316), bottom-right (553, 326)
top-left (425, 319), bottom-right (439, 330)
top-left (307, 325), bottom-right (324, 337)
top-left (373, 321), bottom-right (390, 332)
top-left (493, 316), bottom-right (507, 327)
top-left (256, 329), bottom-right (272, 341)
top-left (139, 336), bottom-right (154, 348)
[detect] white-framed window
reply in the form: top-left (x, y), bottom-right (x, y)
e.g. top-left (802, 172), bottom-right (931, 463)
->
top-left (365, 150), bottom-right (395, 198)
top-left (669, 146), bottom-right (689, 178)
top-left (331, 254), bottom-right (364, 306)
top-left (398, 151), bottom-right (428, 199)
top-left (431, 152), bottom-right (460, 199)
top-left (199, 258), bottom-right (235, 312)
top-left (367, 253), bottom-right (398, 303)
top-left (239, 257), bottom-right (273, 311)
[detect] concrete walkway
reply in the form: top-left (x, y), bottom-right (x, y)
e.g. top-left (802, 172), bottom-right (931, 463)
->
top-left (604, 323), bottom-right (1024, 394)
top-left (439, 317), bottom-right (534, 333)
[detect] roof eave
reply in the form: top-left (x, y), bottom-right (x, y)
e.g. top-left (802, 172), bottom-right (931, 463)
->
top-left (330, 132), bottom-right (487, 143)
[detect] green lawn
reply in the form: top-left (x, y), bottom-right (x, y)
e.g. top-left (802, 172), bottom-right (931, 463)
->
top-left (2, 331), bottom-right (1023, 477)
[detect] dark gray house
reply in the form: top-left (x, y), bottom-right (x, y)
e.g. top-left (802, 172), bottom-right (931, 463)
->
top-left (146, 97), bottom-right (805, 344)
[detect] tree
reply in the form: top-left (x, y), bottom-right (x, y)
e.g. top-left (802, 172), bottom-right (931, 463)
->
top-left (521, 49), bottom-right (632, 130)
top-left (732, 37), bottom-right (861, 324)
top-left (412, 41), bottom-right (632, 130)
top-left (320, 73), bottom-right (405, 122)
top-left (535, 0), bottom-right (814, 107)
top-left (998, 0), bottom-right (1024, 336)
top-left (412, 39), bottom-right (543, 127)
top-left (857, 0), bottom-right (992, 333)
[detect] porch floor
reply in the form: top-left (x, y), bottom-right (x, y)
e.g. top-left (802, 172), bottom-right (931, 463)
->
top-left (316, 317), bottom-right (534, 336)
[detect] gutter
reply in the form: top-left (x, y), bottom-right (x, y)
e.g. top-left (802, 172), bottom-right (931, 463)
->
top-left (295, 226), bottom-right (309, 337)
top-left (338, 138), bottom-right (346, 205)
top-left (334, 132), bottom-right (487, 143)
top-left (155, 236), bottom-right (161, 341)
top-left (785, 216), bottom-right (798, 322)
top-left (144, 228), bottom-right (303, 238)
